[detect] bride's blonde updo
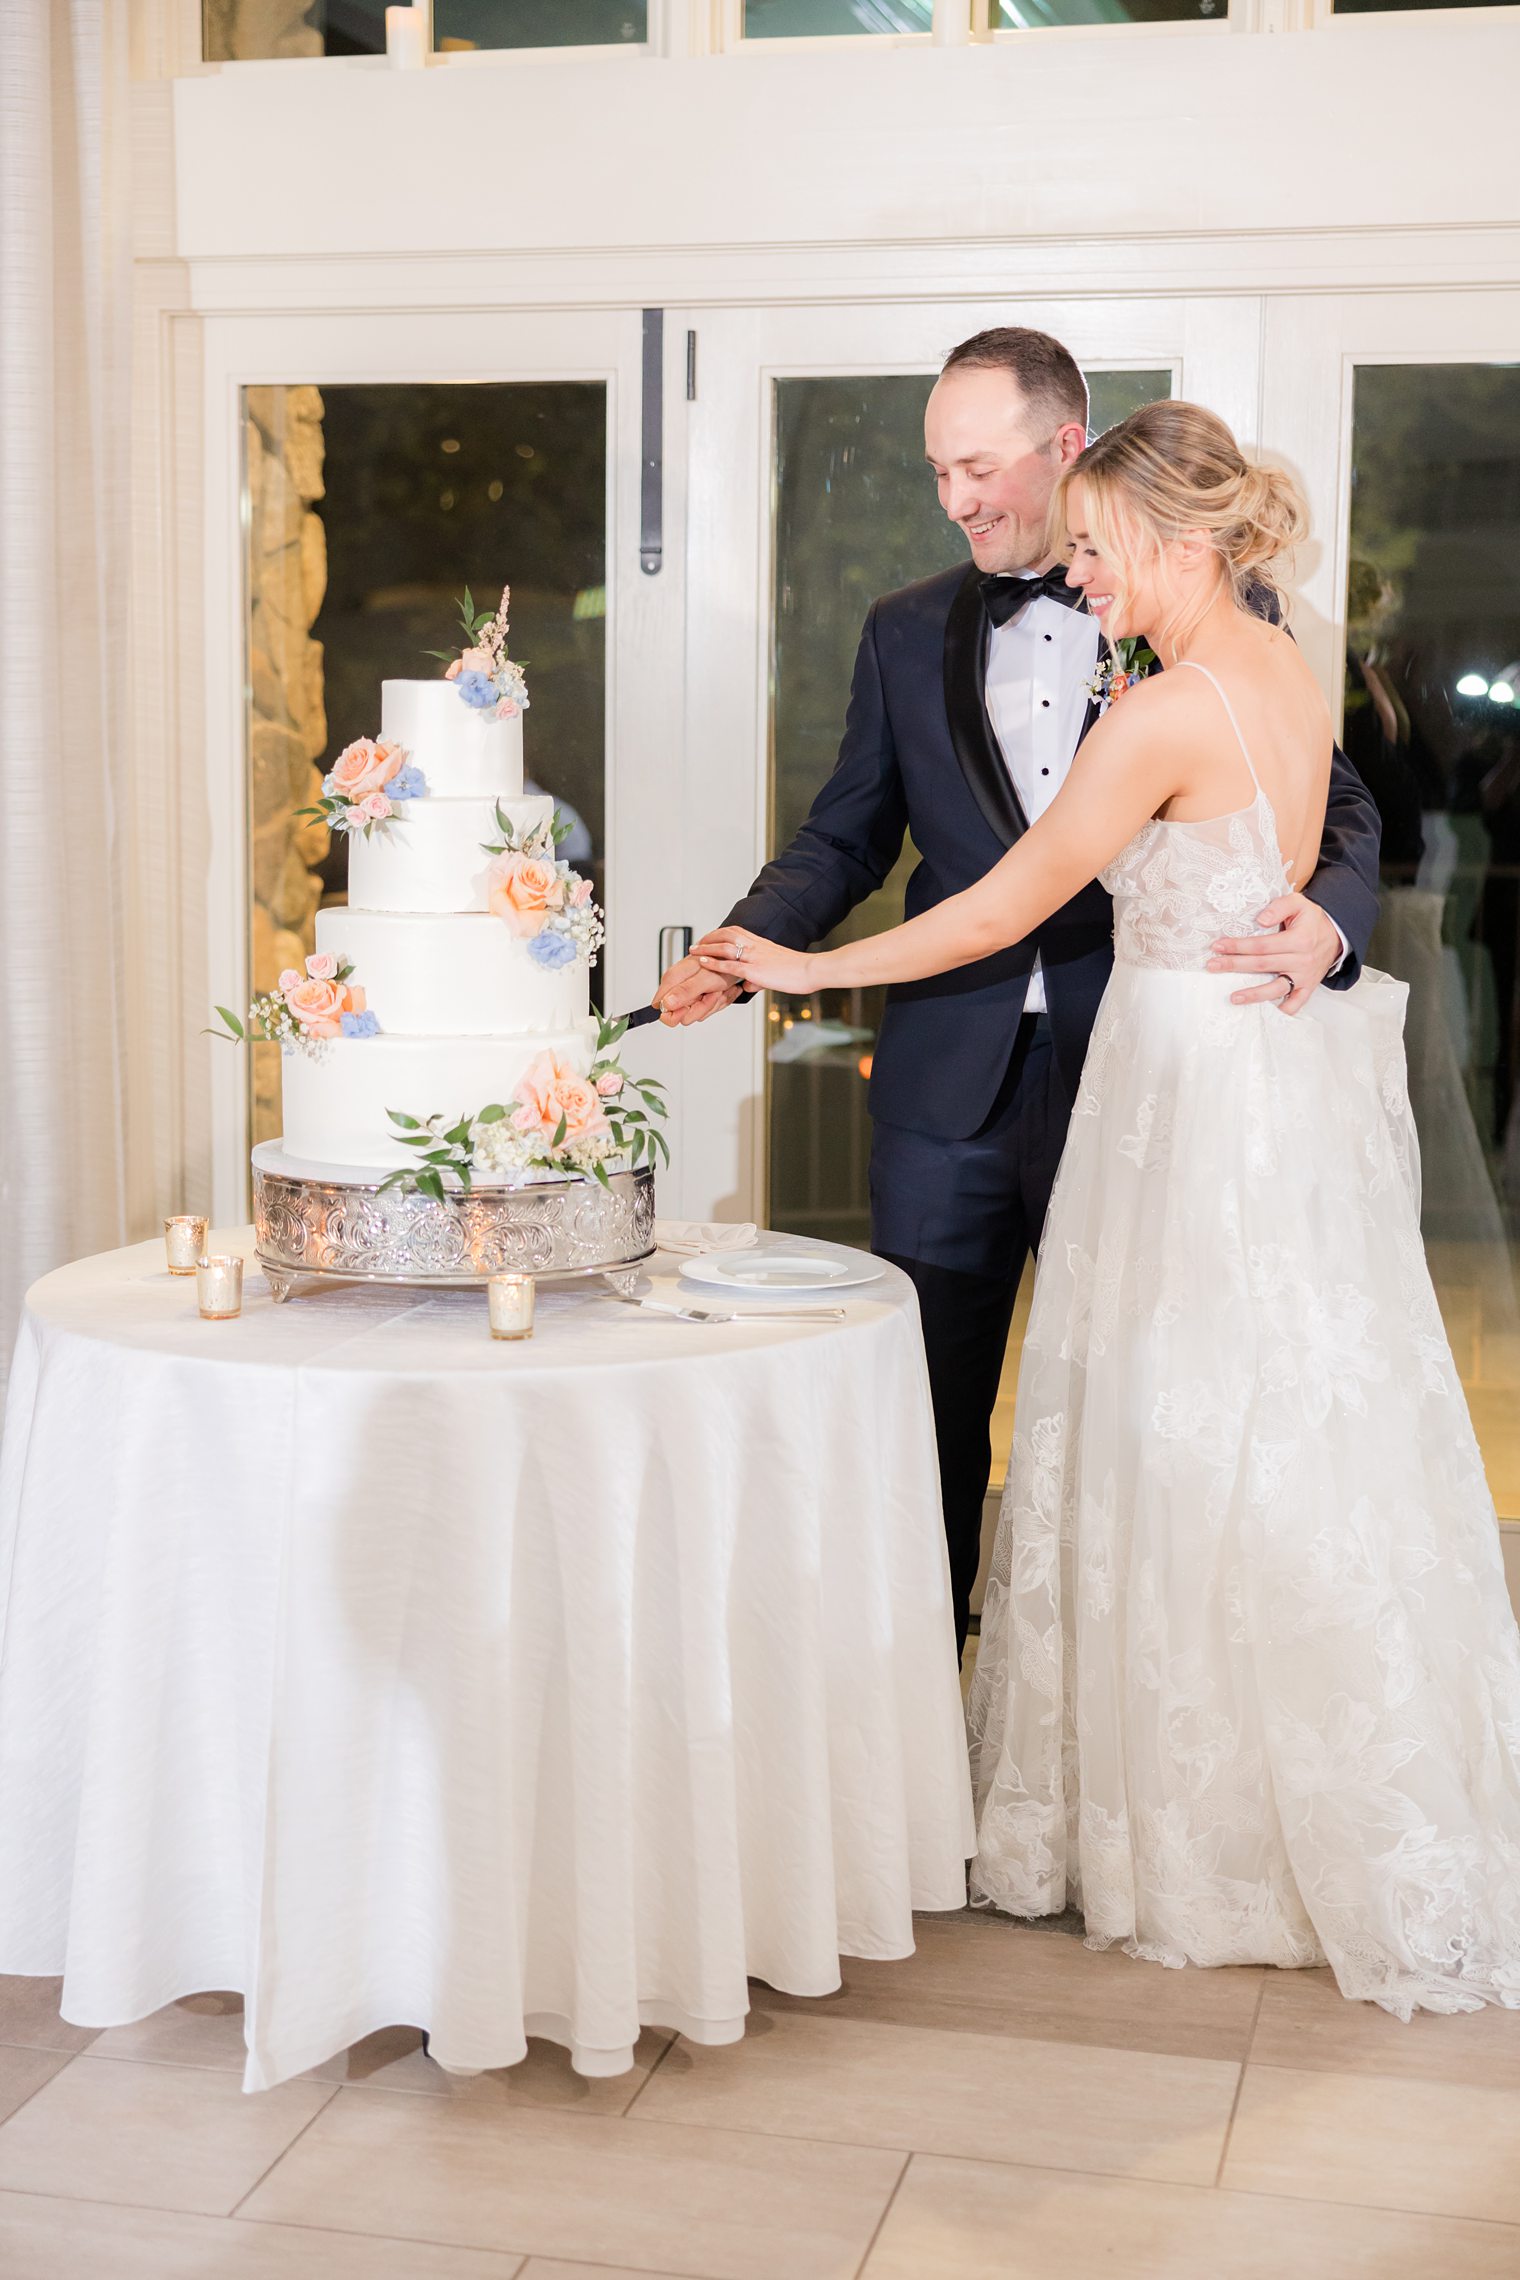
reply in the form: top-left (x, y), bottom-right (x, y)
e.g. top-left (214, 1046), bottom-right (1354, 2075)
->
top-left (1054, 399), bottom-right (1310, 637)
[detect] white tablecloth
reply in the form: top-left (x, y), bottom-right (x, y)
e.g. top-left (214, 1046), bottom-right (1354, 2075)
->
top-left (0, 1233), bottom-right (972, 2091)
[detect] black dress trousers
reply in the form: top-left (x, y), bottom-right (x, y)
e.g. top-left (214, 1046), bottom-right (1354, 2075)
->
top-left (871, 1013), bottom-right (1071, 1654)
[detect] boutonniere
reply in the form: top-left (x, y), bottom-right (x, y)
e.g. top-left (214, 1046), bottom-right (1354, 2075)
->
top-left (1085, 636), bottom-right (1157, 711)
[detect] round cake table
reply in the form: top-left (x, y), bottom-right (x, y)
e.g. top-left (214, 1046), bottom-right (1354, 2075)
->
top-left (0, 1231), bottom-right (973, 2092)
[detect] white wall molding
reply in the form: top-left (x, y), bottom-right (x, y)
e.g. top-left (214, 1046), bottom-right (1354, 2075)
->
top-left (173, 28), bottom-right (1520, 263)
top-left (171, 222), bottom-right (1520, 322)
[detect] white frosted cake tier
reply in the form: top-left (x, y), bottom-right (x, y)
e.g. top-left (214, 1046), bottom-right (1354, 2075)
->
top-left (315, 907), bottom-right (588, 1037)
top-left (280, 1023), bottom-right (600, 1171)
top-left (347, 794), bottom-right (553, 915)
top-left (380, 678), bottom-right (523, 799)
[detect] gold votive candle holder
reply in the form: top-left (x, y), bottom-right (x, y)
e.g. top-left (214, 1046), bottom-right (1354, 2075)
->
top-left (488, 1273), bottom-right (535, 1341)
top-left (164, 1214), bottom-right (209, 1275)
top-left (195, 1254), bottom-right (244, 1320)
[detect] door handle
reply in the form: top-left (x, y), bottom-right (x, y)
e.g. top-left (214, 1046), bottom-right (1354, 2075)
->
top-left (659, 926), bottom-right (693, 978)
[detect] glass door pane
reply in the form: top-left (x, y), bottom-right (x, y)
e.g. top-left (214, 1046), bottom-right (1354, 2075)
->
top-left (241, 379), bottom-right (606, 1146)
top-left (994, 0), bottom-right (1220, 21)
top-left (205, 1), bottom-right (388, 57)
top-left (205, 0), bottom-right (648, 55)
top-left (766, 366), bottom-right (1172, 1246)
top-left (434, 1), bottom-right (647, 46)
top-left (744, 1), bottom-right (932, 29)
top-left (1346, 360), bottom-right (1520, 1520)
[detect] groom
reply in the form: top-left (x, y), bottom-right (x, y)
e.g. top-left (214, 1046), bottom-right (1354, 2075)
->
top-left (656, 327), bottom-right (1382, 1650)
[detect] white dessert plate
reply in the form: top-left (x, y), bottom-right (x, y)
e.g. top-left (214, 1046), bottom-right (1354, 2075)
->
top-left (678, 1246), bottom-right (885, 1296)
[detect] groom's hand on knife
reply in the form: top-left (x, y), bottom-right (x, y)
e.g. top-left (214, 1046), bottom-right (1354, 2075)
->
top-left (652, 949), bottom-right (743, 1027)
top-left (1207, 892), bottom-right (1344, 1016)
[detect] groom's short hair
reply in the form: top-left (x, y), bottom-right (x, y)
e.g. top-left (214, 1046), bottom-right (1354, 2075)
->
top-left (941, 328), bottom-right (1089, 440)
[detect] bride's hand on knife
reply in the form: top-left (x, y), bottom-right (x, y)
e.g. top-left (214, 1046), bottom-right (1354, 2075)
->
top-left (695, 929), bottom-right (820, 996)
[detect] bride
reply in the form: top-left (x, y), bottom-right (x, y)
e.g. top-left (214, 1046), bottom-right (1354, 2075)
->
top-left (696, 400), bottom-right (1520, 2017)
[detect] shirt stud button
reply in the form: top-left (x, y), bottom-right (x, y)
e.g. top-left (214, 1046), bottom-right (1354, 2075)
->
top-left (1041, 699), bottom-right (1051, 708)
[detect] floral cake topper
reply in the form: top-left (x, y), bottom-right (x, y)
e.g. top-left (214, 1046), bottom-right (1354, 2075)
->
top-left (429, 584), bottom-right (530, 720)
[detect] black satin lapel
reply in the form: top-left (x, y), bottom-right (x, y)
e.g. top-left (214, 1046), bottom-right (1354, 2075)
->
top-left (943, 564), bottom-right (1024, 846)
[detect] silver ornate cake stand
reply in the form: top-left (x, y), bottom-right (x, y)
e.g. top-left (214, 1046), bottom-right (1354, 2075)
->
top-left (251, 1142), bottom-right (656, 1303)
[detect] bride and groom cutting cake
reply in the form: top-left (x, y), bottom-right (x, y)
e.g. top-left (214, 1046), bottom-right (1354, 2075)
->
top-left (655, 328), bottom-right (1520, 2019)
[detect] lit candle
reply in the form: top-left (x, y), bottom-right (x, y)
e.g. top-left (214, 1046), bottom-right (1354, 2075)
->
top-left (385, 6), bottom-right (427, 68)
top-left (488, 1273), bottom-right (535, 1341)
top-left (196, 1254), bottom-right (244, 1321)
top-left (164, 1215), bottom-right (210, 1275)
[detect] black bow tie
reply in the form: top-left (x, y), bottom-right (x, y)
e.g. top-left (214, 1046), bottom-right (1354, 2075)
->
top-left (980, 564), bottom-right (1084, 628)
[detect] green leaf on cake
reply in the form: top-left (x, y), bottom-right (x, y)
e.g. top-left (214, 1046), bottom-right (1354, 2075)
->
top-left (476, 1103), bottom-right (506, 1124)
top-left (387, 1109), bottom-right (422, 1130)
top-left (552, 1114), bottom-right (568, 1148)
top-left (209, 1006), bottom-right (245, 1043)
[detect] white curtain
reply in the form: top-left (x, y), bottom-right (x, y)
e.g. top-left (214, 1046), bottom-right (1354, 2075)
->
top-left (0, 0), bottom-right (132, 1385)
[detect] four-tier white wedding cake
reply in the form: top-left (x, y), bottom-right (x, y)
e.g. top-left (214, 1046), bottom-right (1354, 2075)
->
top-left (279, 680), bottom-right (601, 1173)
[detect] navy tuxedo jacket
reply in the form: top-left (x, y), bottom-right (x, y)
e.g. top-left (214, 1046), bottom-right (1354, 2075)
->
top-left (725, 560), bottom-right (1383, 1143)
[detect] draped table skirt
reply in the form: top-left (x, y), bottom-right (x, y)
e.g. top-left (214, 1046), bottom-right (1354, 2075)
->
top-left (0, 1234), bottom-right (972, 2091)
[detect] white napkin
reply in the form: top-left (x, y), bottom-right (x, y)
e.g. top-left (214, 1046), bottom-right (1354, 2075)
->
top-left (654, 1220), bottom-right (759, 1258)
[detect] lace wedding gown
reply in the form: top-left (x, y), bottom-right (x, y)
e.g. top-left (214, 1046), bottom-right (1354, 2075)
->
top-left (967, 662), bottom-right (1520, 2016)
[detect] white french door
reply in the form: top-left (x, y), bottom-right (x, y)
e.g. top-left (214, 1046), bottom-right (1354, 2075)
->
top-left (201, 306), bottom-right (695, 1223)
top-left (674, 295), bottom-right (1263, 1224)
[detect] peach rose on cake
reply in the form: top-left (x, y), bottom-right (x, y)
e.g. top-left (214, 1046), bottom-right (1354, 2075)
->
top-left (510, 1053), bottom-right (611, 1148)
top-left (487, 851), bottom-right (567, 937)
top-left (328, 738), bottom-right (404, 799)
top-left (357, 792), bottom-right (393, 823)
top-left (304, 951), bottom-right (339, 981)
top-left (444, 647), bottom-right (493, 683)
top-left (282, 975), bottom-right (348, 1039)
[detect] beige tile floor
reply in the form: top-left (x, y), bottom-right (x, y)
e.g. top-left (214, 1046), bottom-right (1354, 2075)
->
top-left (7, 1913), bottom-right (1520, 2279)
